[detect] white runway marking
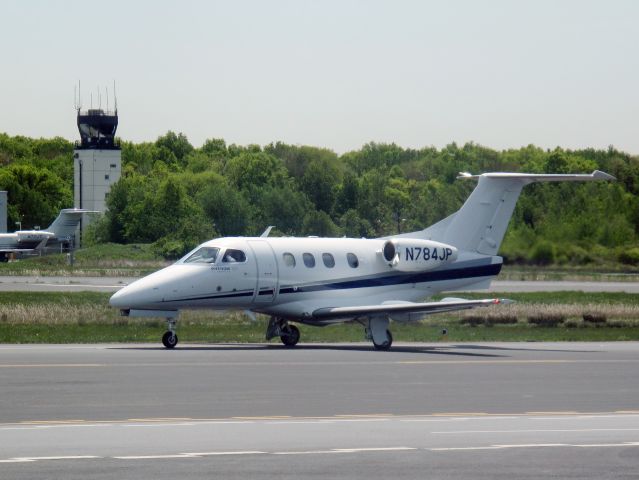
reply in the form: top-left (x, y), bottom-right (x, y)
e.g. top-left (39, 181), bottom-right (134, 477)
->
top-left (3, 444), bottom-right (639, 464)
top-left (430, 442), bottom-right (639, 451)
top-left (434, 428), bottom-right (639, 434)
top-left (114, 454), bottom-right (195, 460)
top-left (183, 451), bottom-right (267, 456)
top-left (0, 455), bottom-right (102, 463)
top-left (31, 283), bottom-right (124, 289)
top-left (2, 412), bottom-right (639, 431)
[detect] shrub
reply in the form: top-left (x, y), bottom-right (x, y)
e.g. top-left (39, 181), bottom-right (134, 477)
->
top-left (583, 313), bottom-right (607, 324)
top-left (460, 315), bottom-right (518, 327)
top-left (530, 241), bottom-right (555, 265)
top-left (527, 314), bottom-right (565, 327)
top-left (618, 247), bottom-right (639, 266)
top-left (565, 245), bottom-right (593, 265)
top-left (488, 315), bottom-right (518, 326)
top-left (460, 316), bottom-right (485, 327)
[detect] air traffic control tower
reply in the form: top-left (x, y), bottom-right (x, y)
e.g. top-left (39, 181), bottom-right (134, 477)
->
top-left (73, 104), bottom-right (121, 242)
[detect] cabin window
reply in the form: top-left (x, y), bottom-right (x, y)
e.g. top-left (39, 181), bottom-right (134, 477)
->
top-left (303, 253), bottom-right (316, 268)
top-left (222, 249), bottom-right (246, 263)
top-left (184, 247), bottom-right (220, 264)
top-left (283, 252), bottom-right (296, 267)
top-left (347, 252), bottom-right (359, 268)
top-left (322, 253), bottom-right (335, 268)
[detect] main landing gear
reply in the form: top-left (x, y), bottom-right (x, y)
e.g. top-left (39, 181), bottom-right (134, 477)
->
top-left (365, 316), bottom-right (393, 351)
top-left (162, 318), bottom-right (178, 349)
top-left (266, 317), bottom-right (300, 347)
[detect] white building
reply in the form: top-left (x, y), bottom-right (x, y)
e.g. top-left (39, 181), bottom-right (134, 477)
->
top-left (73, 108), bottom-right (121, 244)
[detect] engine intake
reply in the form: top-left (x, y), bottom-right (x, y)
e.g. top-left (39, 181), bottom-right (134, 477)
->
top-left (381, 238), bottom-right (458, 272)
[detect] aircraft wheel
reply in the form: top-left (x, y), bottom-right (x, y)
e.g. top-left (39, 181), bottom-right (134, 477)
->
top-left (281, 324), bottom-right (300, 347)
top-left (162, 331), bottom-right (178, 349)
top-left (373, 330), bottom-right (393, 351)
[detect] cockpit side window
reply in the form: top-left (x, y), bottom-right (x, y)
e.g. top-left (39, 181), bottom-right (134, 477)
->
top-left (222, 249), bottom-right (247, 263)
top-left (184, 247), bottom-right (220, 264)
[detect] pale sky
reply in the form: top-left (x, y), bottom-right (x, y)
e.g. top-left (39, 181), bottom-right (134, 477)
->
top-left (1, 0), bottom-right (638, 154)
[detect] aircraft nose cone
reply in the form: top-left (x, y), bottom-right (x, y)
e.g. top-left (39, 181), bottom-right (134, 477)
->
top-left (109, 286), bottom-right (132, 308)
top-left (109, 281), bottom-right (154, 309)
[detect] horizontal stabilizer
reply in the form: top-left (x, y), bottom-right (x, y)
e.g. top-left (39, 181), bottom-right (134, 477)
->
top-left (405, 170), bottom-right (616, 256)
top-left (457, 170), bottom-right (616, 182)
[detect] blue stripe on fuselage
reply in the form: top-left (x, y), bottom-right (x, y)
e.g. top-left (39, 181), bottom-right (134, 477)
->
top-left (278, 262), bottom-right (501, 295)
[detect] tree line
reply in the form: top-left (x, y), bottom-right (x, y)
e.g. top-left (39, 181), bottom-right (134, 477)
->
top-left (1, 131), bottom-right (638, 266)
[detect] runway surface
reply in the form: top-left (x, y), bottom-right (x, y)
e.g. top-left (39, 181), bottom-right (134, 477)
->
top-left (0, 275), bottom-right (638, 292)
top-left (0, 276), bottom-right (129, 292)
top-left (1, 342), bottom-right (638, 478)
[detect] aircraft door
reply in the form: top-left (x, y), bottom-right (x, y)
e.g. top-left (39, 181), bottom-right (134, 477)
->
top-left (248, 240), bottom-right (278, 303)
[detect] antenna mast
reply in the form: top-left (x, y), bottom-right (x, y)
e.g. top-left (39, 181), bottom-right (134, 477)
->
top-left (113, 80), bottom-right (118, 113)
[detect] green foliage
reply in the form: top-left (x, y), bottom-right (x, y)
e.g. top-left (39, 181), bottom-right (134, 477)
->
top-left (340, 209), bottom-right (374, 238)
top-left (300, 157), bottom-right (341, 213)
top-left (197, 177), bottom-right (251, 236)
top-left (256, 186), bottom-right (310, 235)
top-left (618, 247), bottom-right (639, 266)
top-left (1, 131), bottom-right (638, 264)
top-left (155, 131), bottom-right (194, 162)
top-left (302, 210), bottom-right (340, 237)
top-left (0, 163), bottom-right (72, 229)
top-left (530, 240), bottom-right (555, 265)
top-left (224, 151), bottom-right (288, 193)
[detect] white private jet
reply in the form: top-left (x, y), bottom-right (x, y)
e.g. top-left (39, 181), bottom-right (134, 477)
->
top-left (0, 209), bottom-right (95, 261)
top-left (110, 171), bottom-right (614, 350)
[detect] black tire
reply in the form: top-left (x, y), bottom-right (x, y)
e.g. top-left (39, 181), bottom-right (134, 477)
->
top-left (280, 324), bottom-right (300, 347)
top-left (373, 330), bottom-right (393, 351)
top-left (162, 331), bottom-right (178, 349)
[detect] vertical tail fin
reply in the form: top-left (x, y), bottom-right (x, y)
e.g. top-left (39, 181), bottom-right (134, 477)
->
top-left (415, 171), bottom-right (615, 255)
top-left (45, 209), bottom-right (96, 240)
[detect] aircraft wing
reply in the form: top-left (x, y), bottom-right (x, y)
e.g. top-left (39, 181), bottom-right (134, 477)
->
top-left (312, 298), bottom-right (510, 320)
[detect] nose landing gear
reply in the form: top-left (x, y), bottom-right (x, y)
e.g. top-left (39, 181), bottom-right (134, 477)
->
top-left (162, 318), bottom-right (178, 349)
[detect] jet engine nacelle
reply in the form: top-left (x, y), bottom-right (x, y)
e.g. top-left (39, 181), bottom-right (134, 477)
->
top-left (381, 238), bottom-right (458, 272)
top-left (17, 231), bottom-right (53, 242)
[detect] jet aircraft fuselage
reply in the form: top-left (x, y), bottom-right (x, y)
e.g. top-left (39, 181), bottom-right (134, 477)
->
top-left (110, 170), bottom-right (615, 350)
top-left (111, 236), bottom-right (501, 322)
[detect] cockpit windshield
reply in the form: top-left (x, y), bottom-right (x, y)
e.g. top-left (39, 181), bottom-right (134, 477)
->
top-left (183, 247), bottom-right (220, 264)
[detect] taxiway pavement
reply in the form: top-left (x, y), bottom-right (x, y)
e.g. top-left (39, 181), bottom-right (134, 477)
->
top-left (0, 342), bottom-right (638, 478)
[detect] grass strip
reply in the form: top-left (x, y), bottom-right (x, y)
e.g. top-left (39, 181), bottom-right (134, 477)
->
top-left (0, 291), bottom-right (637, 344)
top-left (2, 323), bottom-right (639, 344)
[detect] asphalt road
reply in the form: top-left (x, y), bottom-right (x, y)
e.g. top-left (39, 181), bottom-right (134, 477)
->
top-left (0, 342), bottom-right (638, 478)
top-left (0, 275), bottom-right (638, 293)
